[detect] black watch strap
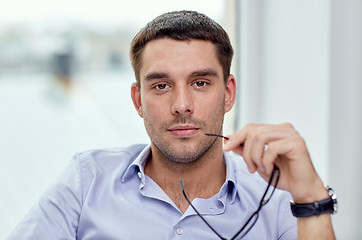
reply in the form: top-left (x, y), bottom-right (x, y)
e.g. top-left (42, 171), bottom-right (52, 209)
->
top-left (290, 187), bottom-right (338, 218)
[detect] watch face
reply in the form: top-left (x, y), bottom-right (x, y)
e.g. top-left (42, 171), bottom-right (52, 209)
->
top-left (328, 187), bottom-right (338, 213)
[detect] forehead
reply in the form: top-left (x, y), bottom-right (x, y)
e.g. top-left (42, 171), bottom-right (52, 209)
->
top-left (139, 38), bottom-right (222, 79)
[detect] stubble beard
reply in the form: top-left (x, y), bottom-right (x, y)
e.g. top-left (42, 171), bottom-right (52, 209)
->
top-left (144, 108), bottom-right (225, 165)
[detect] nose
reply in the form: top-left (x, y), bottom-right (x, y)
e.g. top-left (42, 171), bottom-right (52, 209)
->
top-left (171, 86), bottom-right (193, 115)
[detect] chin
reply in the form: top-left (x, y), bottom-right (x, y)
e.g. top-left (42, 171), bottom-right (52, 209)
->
top-left (159, 141), bottom-right (215, 164)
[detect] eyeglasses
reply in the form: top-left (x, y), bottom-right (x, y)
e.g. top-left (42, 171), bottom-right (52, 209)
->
top-left (180, 165), bottom-right (280, 240)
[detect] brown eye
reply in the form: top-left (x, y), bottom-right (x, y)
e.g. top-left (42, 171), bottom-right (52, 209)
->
top-left (155, 83), bottom-right (169, 90)
top-left (193, 81), bottom-right (207, 87)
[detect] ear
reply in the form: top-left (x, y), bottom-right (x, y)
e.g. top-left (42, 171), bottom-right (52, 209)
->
top-left (224, 74), bottom-right (236, 113)
top-left (131, 82), bottom-right (143, 118)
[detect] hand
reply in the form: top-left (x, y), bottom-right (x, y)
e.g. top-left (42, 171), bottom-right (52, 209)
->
top-left (223, 123), bottom-right (328, 203)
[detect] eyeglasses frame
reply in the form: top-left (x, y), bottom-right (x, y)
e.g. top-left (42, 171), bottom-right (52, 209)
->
top-left (180, 164), bottom-right (280, 240)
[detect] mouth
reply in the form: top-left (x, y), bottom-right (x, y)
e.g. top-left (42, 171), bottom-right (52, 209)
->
top-left (168, 125), bottom-right (200, 138)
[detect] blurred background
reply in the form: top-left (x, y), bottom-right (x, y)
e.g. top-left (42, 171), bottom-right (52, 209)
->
top-left (0, 0), bottom-right (361, 239)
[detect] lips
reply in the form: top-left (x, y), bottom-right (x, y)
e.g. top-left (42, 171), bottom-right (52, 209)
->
top-left (168, 125), bottom-right (200, 138)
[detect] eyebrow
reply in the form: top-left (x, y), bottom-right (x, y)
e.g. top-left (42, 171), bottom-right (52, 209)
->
top-left (189, 68), bottom-right (218, 78)
top-left (143, 72), bottom-right (169, 81)
top-left (143, 68), bottom-right (219, 82)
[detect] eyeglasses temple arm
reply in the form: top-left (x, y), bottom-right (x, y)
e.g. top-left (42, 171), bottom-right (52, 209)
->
top-left (231, 165), bottom-right (280, 240)
top-left (260, 165), bottom-right (280, 206)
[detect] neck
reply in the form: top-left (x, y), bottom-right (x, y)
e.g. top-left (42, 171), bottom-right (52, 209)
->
top-left (144, 140), bottom-right (226, 212)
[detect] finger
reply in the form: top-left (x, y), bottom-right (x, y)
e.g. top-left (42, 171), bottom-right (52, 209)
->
top-left (242, 133), bottom-right (258, 173)
top-left (223, 128), bottom-right (258, 173)
top-left (243, 124), bottom-right (272, 173)
top-left (263, 134), bottom-right (312, 179)
top-left (262, 144), bottom-right (279, 175)
top-left (222, 137), bottom-right (242, 156)
top-left (223, 129), bottom-right (246, 152)
top-left (249, 129), bottom-right (269, 173)
top-left (248, 123), bottom-right (298, 173)
top-left (267, 134), bottom-right (308, 161)
top-left (224, 123), bottom-right (265, 151)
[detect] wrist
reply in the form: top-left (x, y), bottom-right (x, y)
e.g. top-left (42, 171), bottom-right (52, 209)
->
top-left (290, 186), bottom-right (338, 218)
top-left (291, 178), bottom-right (328, 203)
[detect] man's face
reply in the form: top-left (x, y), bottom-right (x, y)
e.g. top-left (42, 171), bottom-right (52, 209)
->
top-left (131, 38), bottom-right (235, 164)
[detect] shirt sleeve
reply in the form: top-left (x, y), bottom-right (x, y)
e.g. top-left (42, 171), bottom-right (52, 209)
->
top-left (7, 155), bottom-right (84, 240)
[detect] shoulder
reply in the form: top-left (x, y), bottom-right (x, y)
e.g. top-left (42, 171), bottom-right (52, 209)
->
top-left (69, 144), bottom-right (148, 185)
top-left (61, 144), bottom-right (148, 199)
top-left (75, 144), bottom-right (147, 169)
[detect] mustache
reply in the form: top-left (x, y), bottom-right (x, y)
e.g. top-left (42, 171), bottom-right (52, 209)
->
top-left (162, 116), bottom-right (206, 129)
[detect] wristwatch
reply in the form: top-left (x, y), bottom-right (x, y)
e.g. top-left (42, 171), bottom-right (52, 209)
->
top-left (290, 187), bottom-right (338, 218)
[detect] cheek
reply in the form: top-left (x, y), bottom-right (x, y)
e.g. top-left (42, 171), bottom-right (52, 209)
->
top-left (197, 93), bottom-right (225, 114)
top-left (141, 97), bottom-right (167, 122)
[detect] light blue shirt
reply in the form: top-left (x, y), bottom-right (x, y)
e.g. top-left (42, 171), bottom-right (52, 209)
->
top-left (8, 144), bottom-right (296, 239)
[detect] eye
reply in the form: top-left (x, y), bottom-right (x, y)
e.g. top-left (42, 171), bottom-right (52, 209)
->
top-left (193, 81), bottom-right (208, 87)
top-left (154, 83), bottom-right (170, 90)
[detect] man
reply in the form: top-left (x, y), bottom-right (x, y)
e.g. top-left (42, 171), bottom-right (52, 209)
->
top-left (8, 11), bottom-right (336, 239)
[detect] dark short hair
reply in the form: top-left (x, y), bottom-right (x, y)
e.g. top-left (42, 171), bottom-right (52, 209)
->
top-left (130, 10), bottom-right (233, 86)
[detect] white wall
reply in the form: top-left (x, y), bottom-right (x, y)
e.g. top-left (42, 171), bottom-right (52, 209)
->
top-left (329, 0), bottom-right (362, 238)
top-left (237, 1), bottom-right (361, 239)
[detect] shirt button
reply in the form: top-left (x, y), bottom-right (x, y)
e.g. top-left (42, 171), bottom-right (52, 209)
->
top-left (176, 227), bottom-right (183, 235)
top-left (137, 172), bottom-right (142, 179)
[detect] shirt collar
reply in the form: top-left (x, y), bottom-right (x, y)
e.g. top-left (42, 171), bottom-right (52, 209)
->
top-left (121, 145), bottom-right (151, 183)
top-left (121, 145), bottom-right (238, 202)
top-left (218, 152), bottom-right (238, 204)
